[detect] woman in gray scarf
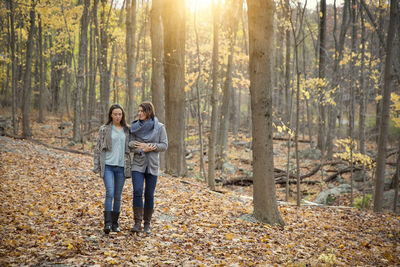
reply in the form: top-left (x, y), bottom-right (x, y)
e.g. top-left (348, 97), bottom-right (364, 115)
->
top-left (129, 101), bottom-right (168, 234)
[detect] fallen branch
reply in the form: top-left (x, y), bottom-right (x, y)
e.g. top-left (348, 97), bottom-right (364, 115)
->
top-left (273, 136), bottom-right (311, 143)
top-left (324, 166), bottom-right (363, 183)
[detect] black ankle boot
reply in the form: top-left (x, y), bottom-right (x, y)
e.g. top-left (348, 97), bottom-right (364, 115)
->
top-left (111, 211), bottom-right (120, 232)
top-left (104, 211), bottom-right (112, 234)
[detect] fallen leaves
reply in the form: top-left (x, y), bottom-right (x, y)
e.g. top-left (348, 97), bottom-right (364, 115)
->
top-left (0, 135), bottom-right (400, 265)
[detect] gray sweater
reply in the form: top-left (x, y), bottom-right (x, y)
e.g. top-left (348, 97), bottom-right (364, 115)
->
top-left (93, 124), bottom-right (131, 178)
top-left (129, 122), bottom-right (168, 176)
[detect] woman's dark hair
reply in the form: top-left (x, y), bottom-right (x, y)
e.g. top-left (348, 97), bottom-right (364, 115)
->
top-left (139, 101), bottom-right (155, 120)
top-left (106, 104), bottom-right (129, 128)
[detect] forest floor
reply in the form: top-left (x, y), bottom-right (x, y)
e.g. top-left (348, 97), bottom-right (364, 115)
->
top-left (0, 116), bottom-right (399, 266)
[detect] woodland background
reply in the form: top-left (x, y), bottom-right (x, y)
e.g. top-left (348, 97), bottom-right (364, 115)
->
top-left (0, 0), bottom-right (399, 265)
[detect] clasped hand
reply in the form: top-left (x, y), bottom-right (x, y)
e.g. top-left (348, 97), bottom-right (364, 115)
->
top-left (134, 141), bottom-right (156, 152)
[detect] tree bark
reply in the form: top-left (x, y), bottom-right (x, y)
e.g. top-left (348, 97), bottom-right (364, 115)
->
top-left (374, 0), bottom-right (397, 212)
top-left (22, 0), bottom-right (36, 138)
top-left (359, 7), bottom-right (366, 155)
top-left (207, 0), bottom-right (220, 190)
top-left (284, 0), bottom-right (291, 126)
top-left (162, 0), bottom-right (187, 176)
top-left (317, 0), bottom-right (327, 155)
top-left (73, 0), bottom-right (90, 143)
top-left (326, 0), bottom-right (350, 159)
top-left (217, 0), bottom-right (241, 169)
top-left (88, 9), bottom-right (97, 131)
top-left (150, 0), bottom-right (165, 169)
top-left (126, 0), bottom-right (137, 122)
top-left (7, 0), bottom-right (18, 134)
top-left (37, 14), bottom-right (45, 123)
top-left (247, 0), bottom-right (284, 225)
top-left (193, 1), bottom-right (206, 180)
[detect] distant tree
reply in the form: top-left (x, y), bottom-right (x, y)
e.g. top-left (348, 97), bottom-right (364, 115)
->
top-left (374, 0), bottom-right (398, 212)
top-left (7, 0), bottom-right (17, 134)
top-left (207, 0), bottom-right (220, 190)
top-left (22, 0), bottom-right (36, 138)
top-left (126, 0), bottom-right (137, 122)
top-left (317, 0), bottom-right (327, 155)
top-left (73, 0), bottom-right (90, 142)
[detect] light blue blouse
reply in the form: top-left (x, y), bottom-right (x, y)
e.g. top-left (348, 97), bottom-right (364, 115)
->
top-left (105, 125), bottom-right (126, 167)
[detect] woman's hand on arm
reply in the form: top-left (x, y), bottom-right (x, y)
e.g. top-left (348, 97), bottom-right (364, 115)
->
top-left (134, 141), bottom-right (156, 153)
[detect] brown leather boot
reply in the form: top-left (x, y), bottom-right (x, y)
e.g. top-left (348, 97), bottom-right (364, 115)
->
top-left (143, 209), bottom-right (153, 234)
top-left (131, 207), bottom-right (143, 233)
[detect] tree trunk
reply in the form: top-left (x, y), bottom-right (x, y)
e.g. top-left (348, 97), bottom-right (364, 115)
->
top-left (22, 0), bottom-right (36, 138)
top-left (162, 0), bottom-right (187, 176)
top-left (73, 0), bottom-right (90, 143)
top-left (326, 0), bottom-right (350, 159)
top-left (150, 0), bottom-right (165, 168)
top-left (247, 0), bottom-right (284, 226)
top-left (126, 0), bottom-right (137, 122)
top-left (207, 0), bottom-right (220, 190)
top-left (359, 7), bottom-right (366, 155)
top-left (393, 142), bottom-right (400, 213)
top-left (317, 0), bottom-right (326, 155)
top-left (217, 0), bottom-right (241, 169)
top-left (284, 0), bottom-right (291, 126)
top-left (349, 0), bottom-right (358, 206)
top-left (50, 39), bottom-right (63, 114)
top-left (193, 1), bottom-right (206, 180)
top-left (63, 51), bottom-right (72, 121)
top-left (37, 14), bottom-right (45, 123)
top-left (374, 0), bottom-right (397, 212)
top-left (88, 13), bottom-right (97, 131)
top-left (8, 0), bottom-right (18, 134)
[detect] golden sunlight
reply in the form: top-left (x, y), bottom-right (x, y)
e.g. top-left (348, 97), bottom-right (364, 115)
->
top-left (188, 0), bottom-right (214, 12)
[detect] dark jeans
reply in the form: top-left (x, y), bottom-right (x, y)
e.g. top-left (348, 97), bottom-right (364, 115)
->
top-left (132, 171), bottom-right (158, 210)
top-left (103, 165), bottom-right (126, 212)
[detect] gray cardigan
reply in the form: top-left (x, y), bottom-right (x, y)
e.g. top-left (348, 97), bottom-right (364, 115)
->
top-left (93, 124), bottom-right (131, 178)
top-left (129, 122), bottom-right (168, 176)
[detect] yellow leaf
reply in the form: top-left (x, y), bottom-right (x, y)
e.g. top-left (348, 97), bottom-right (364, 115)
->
top-left (225, 233), bottom-right (234, 240)
top-left (67, 243), bottom-right (73, 250)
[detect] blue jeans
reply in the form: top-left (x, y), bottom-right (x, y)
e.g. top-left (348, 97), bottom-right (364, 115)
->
top-left (103, 165), bottom-right (126, 212)
top-left (132, 171), bottom-right (158, 210)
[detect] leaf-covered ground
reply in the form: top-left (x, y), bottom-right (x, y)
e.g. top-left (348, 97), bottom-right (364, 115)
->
top-left (1, 135), bottom-right (399, 266)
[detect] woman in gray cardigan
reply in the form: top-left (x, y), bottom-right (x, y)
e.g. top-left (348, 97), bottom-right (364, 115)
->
top-left (129, 101), bottom-right (168, 234)
top-left (93, 104), bottom-right (131, 234)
